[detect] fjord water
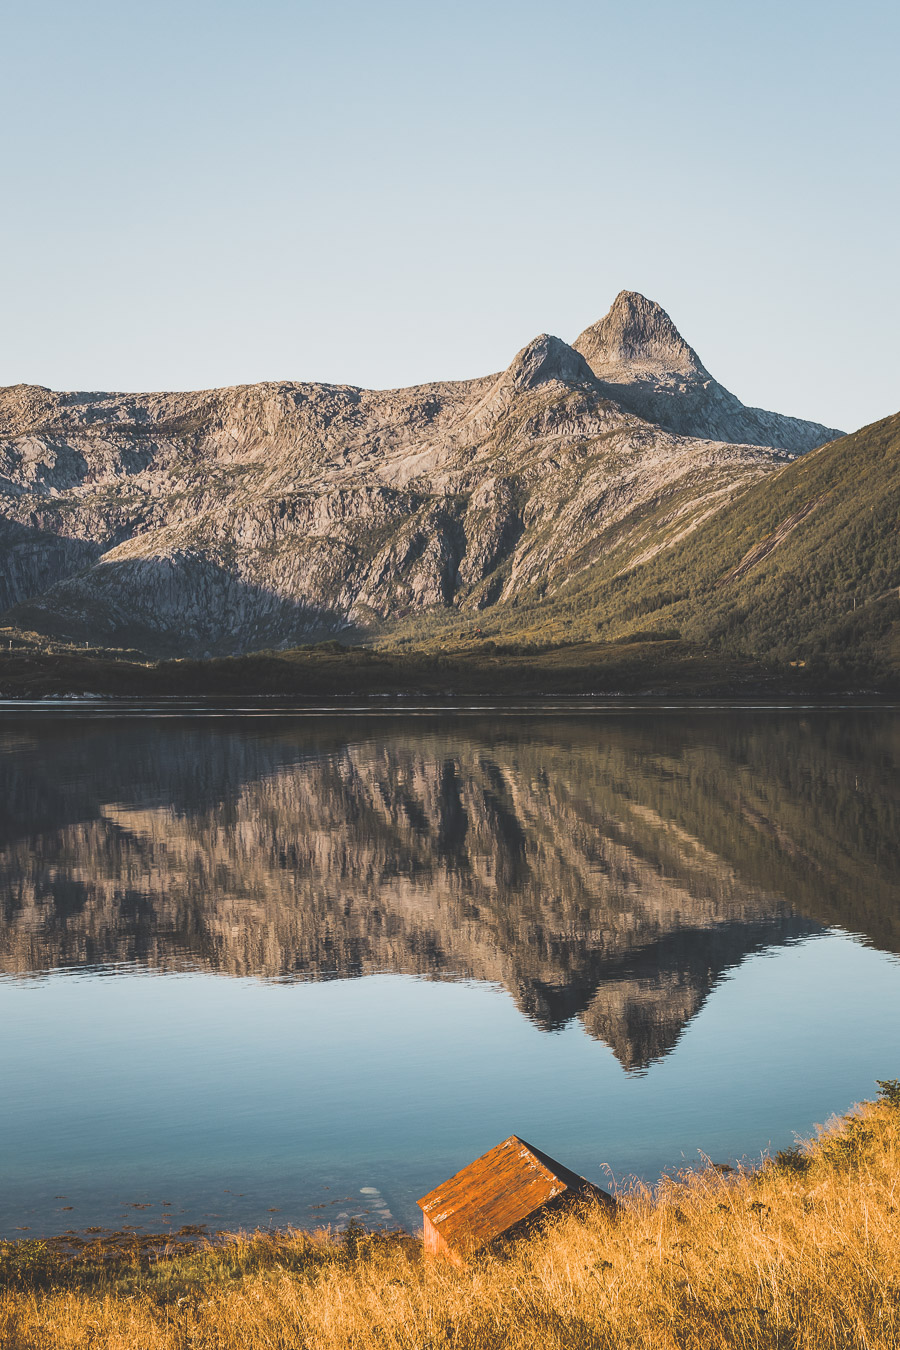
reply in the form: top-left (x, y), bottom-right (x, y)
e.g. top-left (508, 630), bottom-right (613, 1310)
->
top-left (1, 705), bottom-right (899, 1239)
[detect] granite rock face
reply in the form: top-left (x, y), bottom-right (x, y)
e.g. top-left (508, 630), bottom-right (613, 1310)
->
top-left (0, 294), bottom-right (842, 655)
top-left (574, 291), bottom-right (842, 450)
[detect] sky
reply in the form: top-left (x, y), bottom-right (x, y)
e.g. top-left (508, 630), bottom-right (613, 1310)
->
top-left (1, 0), bottom-right (897, 432)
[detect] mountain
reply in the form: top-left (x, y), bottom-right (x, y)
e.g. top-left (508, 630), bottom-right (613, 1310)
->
top-left (573, 291), bottom-right (840, 451)
top-left (0, 294), bottom-right (842, 657)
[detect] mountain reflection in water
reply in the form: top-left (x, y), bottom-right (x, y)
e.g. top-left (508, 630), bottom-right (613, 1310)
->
top-left (1, 709), bottom-right (898, 1072)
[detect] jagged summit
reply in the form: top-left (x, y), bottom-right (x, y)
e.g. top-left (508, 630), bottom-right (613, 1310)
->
top-left (573, 291), bottom-right (842, 452)
top-left (464, 332), bottom-right (597, 428)
top-left (505, 333), bottom-right (597, 391)
top-left (576, 290), bottom-right (706, 378)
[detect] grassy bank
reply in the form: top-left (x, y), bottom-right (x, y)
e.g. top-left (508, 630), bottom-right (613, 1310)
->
top-left (3, 1085), bottom-right (900, 1349)
top-left (0, 635), bottom-right (891, 699)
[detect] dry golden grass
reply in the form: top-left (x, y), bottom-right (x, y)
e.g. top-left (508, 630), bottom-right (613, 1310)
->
top-left (3, 1090), bottom-right (900, 1349)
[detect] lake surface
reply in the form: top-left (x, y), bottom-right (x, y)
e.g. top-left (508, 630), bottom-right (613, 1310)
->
top-left (2, 702), bottom-right (899, 1238)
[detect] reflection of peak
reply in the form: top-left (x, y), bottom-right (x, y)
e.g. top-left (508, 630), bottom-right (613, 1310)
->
top-left (584, 974), bottom-right (704, 1073)
top-left (580, 920), bottom-right (816, 1071)
top-left (4, 715), bottom-right (896, 1072)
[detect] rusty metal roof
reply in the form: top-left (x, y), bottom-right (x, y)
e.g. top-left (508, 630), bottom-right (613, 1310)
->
top-left (417, 1135), bottom-right (609, 1254)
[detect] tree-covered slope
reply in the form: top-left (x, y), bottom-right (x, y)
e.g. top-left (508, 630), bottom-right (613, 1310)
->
top-left (483, 411), bottom-right (900, 675)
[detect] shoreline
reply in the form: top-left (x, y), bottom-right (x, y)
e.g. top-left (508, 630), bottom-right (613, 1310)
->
top-left (3, 1087), bottom-right (899, 1348)
top-left (4, 1082), bottom-right (896, 1252)
top-left (0, 638), bottom-right (897, 702)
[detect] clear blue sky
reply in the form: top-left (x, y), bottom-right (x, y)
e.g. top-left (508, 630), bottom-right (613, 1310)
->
top-left (1, 0), bottom-right (897, 432)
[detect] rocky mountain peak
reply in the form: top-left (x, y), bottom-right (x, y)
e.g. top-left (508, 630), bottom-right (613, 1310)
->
top-left (505, 333), bottom-right (597, 391)
top-left (572, 291), bottom-right (842, 452)
top-left (0, 383), bottom-right (57, 436)
top-left (574, 291), bottom-right (706, 380)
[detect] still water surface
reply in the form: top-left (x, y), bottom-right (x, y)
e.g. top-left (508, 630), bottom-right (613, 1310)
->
top-left (2, 703), bottom-right (899, 1237)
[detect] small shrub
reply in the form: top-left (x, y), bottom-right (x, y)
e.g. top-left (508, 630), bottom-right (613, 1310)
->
top-left (876, 1078), bottom-right (900, 1108)
top-left (0, 1239), bottom-right (63, 1289)
top-left (773, 1145), bottom-right (810, 1174)
top-left (817, 1116), bottom-right (874, 1170)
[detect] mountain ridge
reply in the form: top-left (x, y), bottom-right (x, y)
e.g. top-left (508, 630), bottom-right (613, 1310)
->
top-left (0, 292), bottom-right (846, 657)
top-left (574, 291), bottom-right (839, 451)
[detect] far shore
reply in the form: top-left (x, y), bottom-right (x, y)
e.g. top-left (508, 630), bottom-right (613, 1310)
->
top-left (1, 637), bottom-right (897, 701)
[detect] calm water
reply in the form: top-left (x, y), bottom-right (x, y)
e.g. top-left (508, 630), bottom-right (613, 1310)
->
top-left (1, 702), bottom-right (899, 1238)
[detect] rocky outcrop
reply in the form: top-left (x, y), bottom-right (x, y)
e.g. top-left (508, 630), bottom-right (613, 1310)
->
top-left (574, 291), bottom-right (843, 451)
top-left (0, 296), bottom-right (842, 655)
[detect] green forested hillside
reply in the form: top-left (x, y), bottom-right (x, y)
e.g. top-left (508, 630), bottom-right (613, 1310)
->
top-left (457, 411), bottom-right (900, 677)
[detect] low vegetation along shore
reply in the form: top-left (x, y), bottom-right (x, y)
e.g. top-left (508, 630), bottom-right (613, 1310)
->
top-left (3, 1085), bottom-right (899, 1349)
top-left (1, 634), bottom-right (894, 700)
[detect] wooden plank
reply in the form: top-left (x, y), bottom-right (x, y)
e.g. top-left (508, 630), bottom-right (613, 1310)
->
top-left (423, 1214), bottom-right (465, 1266)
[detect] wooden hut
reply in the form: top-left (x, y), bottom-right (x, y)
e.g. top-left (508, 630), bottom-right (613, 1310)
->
top-left (417, 1135), bottom-right (613, 1264)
